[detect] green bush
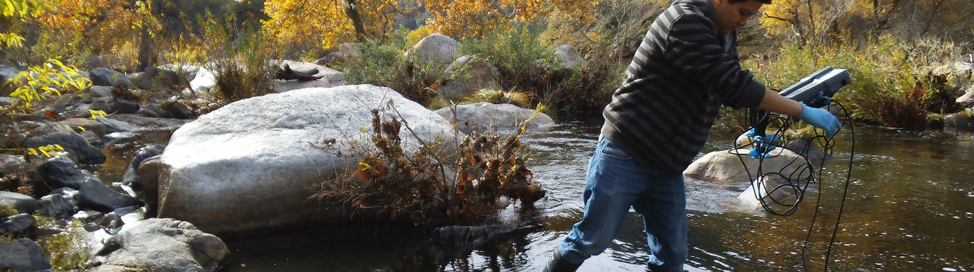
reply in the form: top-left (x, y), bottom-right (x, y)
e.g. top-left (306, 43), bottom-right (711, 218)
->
top-left (741, 38), bottom-right (951, 131)
top-left (200, 13), bottom-right (276, 103)
top-left (342, 39), bottom-right (443, 106)
top-left (460, 27), bottom-right (617, 114)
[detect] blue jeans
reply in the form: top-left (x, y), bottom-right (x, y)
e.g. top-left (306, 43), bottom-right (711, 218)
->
top-left (558, 138), bottom-right (688, 272)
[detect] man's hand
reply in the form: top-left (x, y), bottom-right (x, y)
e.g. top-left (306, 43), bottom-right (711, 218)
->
top-left (797, 102), bottom-right (842, 137)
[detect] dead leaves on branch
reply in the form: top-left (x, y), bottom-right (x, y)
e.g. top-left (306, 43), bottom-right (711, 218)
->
top-left (315, 108), bottom-right (544, 227)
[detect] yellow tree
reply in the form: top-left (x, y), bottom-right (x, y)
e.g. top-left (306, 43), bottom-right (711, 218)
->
top-left (262, 0), bottom-right (403, 52)
top-left (32, 0), bottom-right (152, 56)
top-left (760, 0), bottom-right (856, 46)
top-left (761, 0), bottom-right (974, 45)
top-left (0, 0), bottom-right (47, 50)
top-left (422, 0), bottom-right (547, 40)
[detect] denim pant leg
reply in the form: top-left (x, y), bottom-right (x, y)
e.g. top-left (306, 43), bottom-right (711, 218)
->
top-left (558, 138), bottom-right (655, 264)
top-left (632, 171), bottom-right (688, 272)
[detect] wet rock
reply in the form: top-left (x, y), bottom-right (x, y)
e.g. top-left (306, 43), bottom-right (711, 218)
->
top-left (435, 102), bottom-right (555, 135)
top-left (944, 112), bottom-right (974, 131)
top-left (408, 33), bottom-right (457, 65)
top-left (113, 99), bottom-right (141, 114)
top-left (24, 121), bottom-right (75, 137)
top-left (0, 154), bottom-right (28, 176)
top-left (89, 85), bottom-right (114, 98)
top-left (109, 113), bottom-right (190, 129)
top-left (0, 238), bottom-right (52, 272)
top-left (25, 132), bottom-right (106, 165)
top-left (685, 149), bottom-right (812, 211)
top-left (121, 145), bottom-right (166, 192)
top-left (132, 144), bottom-right (166, 169)
top-left (163, 101), bottom-right (195, 119)
top-left (97, 211), bottom-right (123, 230)
top-left (0, 191), bottom-right (38, 214)
top-left (74, 209), bottom-right (104, 224)
top-left (86, 218), bottom-right (230, 272)
top-left (89, 68), bottom-right (134, 88)
top-left (0, 213), bottom-right (35, 236)
top-left (430, 224), bottom-right (543, 262)
top-left (154, 85), bottom-right (462, 234)
top-left (105, 132), bottom-right (139, 146)
top-left (60, 118), bottom-right (107, 138)
top-left (139, 104), bottom-right (171, 118)
top-left (138, 156), bottom-right (162, 217)
top-left (34, 156), bottom-right (92, 194)
top-left (78, 177), bottom-right (138, 212)
top-left (95, 116), bottom-right (142, 133)
top-left (38, 193), bottom-right (77, 219)
top-left (437, 55), bottom-right (500, 101)
top-left (683, 148), bottom-right (809, 186)
top-left (432, 223), bottom-right (543, 251)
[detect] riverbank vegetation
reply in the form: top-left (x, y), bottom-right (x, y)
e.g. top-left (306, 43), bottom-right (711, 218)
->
top-left (3, 0), bottom-right (971, 124)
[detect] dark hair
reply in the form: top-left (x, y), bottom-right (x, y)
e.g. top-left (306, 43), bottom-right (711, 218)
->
top-left (728, 0), bottom-right (772, 3)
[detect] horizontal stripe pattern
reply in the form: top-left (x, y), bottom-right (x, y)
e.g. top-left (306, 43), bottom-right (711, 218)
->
top-left (601, 0), bottom-right (766, 173)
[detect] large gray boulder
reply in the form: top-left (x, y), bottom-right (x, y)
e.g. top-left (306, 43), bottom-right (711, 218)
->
top-left (437, 55), bottom-right (500, 101)
top-left (408, 33), bottom-right (458, 65)
top-left (435, 102), bottom-right (555, 135)
top-left (86, 218), bottom-right (229, 272)
top-left (150, 85), bottom-right (462, 234)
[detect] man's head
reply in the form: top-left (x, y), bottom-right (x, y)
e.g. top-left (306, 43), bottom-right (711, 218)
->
top-left (713, 0), bottom-right (770, 34)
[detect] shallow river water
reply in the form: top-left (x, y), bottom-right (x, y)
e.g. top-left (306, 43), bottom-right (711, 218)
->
top-left (107, 116), bottom-right (974, 272)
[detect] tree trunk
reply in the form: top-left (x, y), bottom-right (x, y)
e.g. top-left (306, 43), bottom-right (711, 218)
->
top-left (137, 25), bottom-right (153, 72)
top-left (343, 0), bottom-right (367, 42)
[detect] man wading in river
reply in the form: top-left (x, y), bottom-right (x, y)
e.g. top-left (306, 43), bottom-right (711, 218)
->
top-left (543, 0), bottom-right (842, 271)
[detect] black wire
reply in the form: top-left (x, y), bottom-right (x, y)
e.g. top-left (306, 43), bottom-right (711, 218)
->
top-left (732, 100), bottom-right (855, 272)
top-left (823, 101), bottom-right (855, 272)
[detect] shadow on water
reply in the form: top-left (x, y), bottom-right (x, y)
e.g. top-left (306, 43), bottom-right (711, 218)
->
top-left (101, 114), bottom-right (974, 272)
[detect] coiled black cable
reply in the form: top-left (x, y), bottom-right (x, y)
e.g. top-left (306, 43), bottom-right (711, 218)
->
top-left (730, 100), bottom-right (855, 272)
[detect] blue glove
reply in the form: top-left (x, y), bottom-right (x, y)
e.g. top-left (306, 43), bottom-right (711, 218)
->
top-left (797, 102), bottom-right (842, 137)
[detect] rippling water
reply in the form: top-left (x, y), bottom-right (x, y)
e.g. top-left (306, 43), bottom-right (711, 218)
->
top-left (102, 116), bottom-right (974, 272)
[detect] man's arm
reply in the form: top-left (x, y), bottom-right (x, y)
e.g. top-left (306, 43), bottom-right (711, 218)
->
top-left (756, 87), bottom-right (802, 116)
top-left (757, 87), bottom-right (842, 137)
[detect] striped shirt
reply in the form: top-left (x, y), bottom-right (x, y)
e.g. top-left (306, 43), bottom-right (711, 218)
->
top-left (600, 0), bottom-right (766, 173)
